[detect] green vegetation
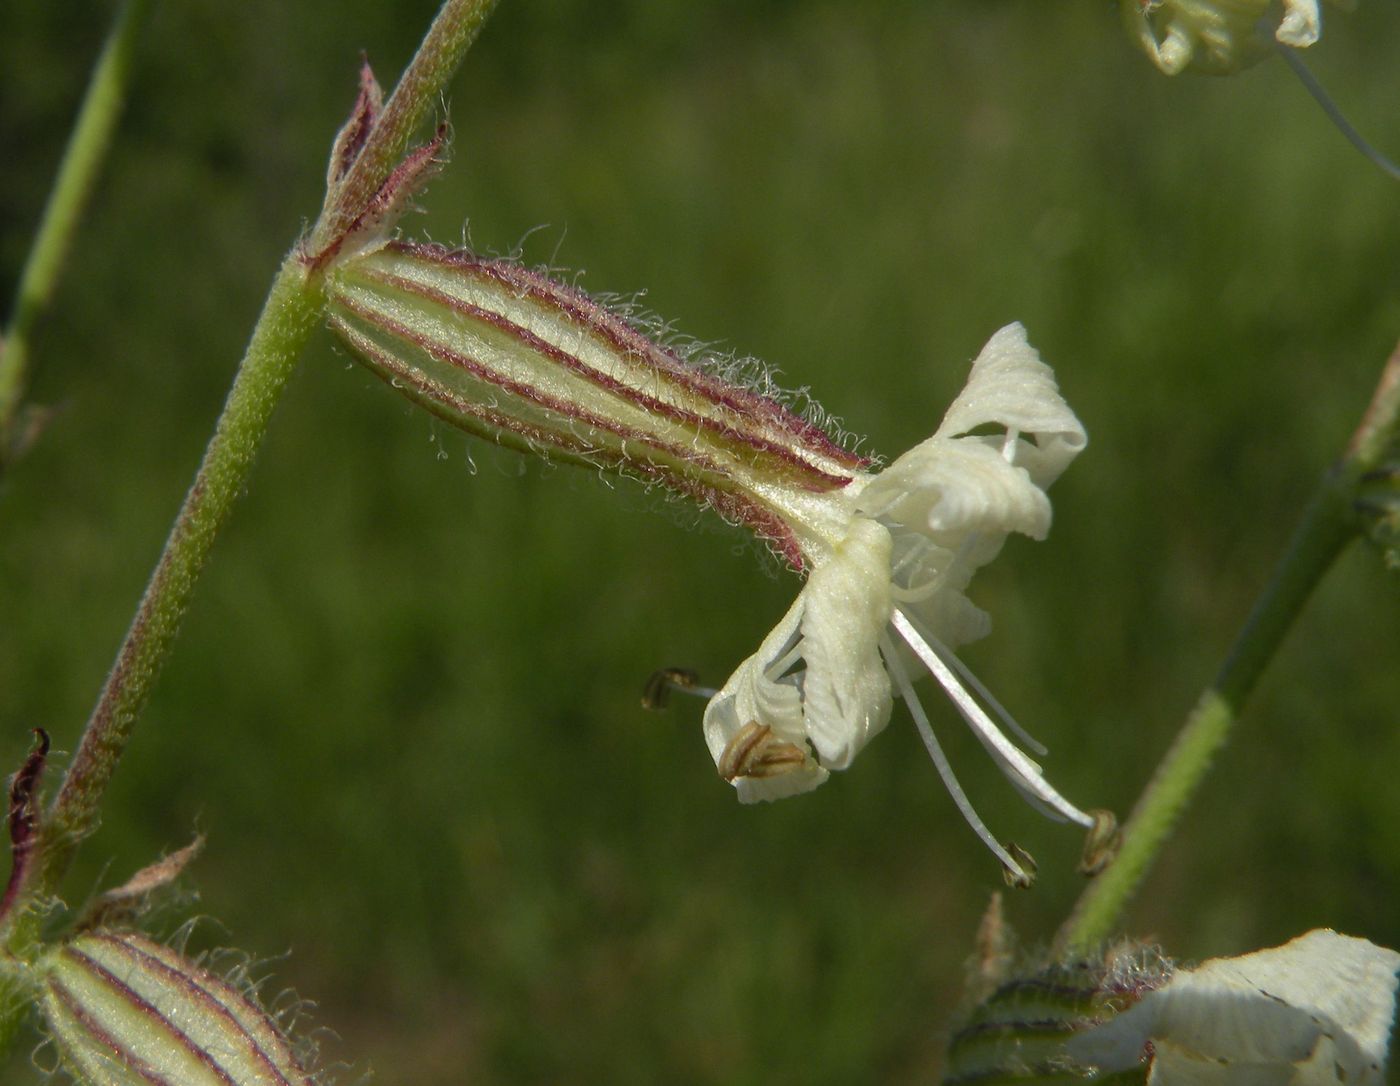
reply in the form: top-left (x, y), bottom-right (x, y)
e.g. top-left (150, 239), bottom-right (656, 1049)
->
top-left (3, 2), bottom-right (1399, 1082)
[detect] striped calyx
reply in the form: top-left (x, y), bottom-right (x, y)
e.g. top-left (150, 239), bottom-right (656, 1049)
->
top-left (39, 930), bottom-right (314, 1086)
top-left (325, 240), bottom-right (868, 569)
top-left (944, 951), bottom-right (1169, 1085)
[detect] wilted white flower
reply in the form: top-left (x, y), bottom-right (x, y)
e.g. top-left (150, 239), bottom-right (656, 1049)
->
top-left (701, 324), bottom-right (1094, 880)
top-left (1067, 929), bottom-right (1400, 1084)
top-left (1122, 0), bottom-right (1326, 75)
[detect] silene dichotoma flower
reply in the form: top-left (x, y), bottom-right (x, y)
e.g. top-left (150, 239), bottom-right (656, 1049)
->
top-left (696, 323), bottom-right (1098, 881)
top-left (312, 101), bottom-right (1100, 877)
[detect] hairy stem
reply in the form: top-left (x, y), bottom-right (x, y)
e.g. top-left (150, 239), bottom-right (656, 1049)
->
top-left (0, 0), bottom-right (149, 469)
top-left (1055, 340), bottom-right (1400, 956)
top-left (0, 1), bottom-right (500, 1060)
top-left (0, 0), bottom-right (500, 952)
top-left (37, 256), bottom-right (324, 890)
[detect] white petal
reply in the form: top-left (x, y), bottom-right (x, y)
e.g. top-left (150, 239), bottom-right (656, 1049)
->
top-left (798, 518), bottom-right (894, 770)
top-left (702, 595), bottom-right (806, 766)
top-left (866, 439), bottom-right (1053, 541)
top-left (1277, 0), bottom-right (1321, 48)
top-left (700, 678), bottom-right (830, 804)
top-left (1068, 930), bottom-right (1400, 1085)
top-left (701, 588), bottom-right (832, 803)
top-left (936, 322), bottom-right (1086, 490)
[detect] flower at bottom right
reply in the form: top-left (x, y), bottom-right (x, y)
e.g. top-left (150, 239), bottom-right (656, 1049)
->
top-left (1067, 929), bottom-right (1400, 1085)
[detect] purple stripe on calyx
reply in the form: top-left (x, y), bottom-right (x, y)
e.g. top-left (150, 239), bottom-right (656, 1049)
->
top-left (384, 241), bottom-right (870, 470)
top-left (355, 263), bottom-right (856, 493)
top-left (329, 313), bottom-right (811, 570)
top-left (90, 933), bottom-right (302, 1083)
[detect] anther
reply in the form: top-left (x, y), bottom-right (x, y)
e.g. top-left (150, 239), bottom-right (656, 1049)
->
top-left (716, 721), bottom-right (808, 782)
top-left (641, 667), bottom-right (713, 710)
top-left (1077, 809), bottom-right (1121, 876)
top-left (1000, 843), bottom-right (1038, 890)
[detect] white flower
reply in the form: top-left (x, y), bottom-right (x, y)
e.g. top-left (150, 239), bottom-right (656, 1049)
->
top-left (702, 323), bottom-right (1093, 879)
top-left (1122, 0), bottom-right (1323, 76)
top-left (1067, 929), bottom-right (1400, 1084)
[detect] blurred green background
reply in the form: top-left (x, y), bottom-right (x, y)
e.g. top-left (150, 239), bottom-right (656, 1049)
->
top-left (4, 2), bottom-right (1400, 1082)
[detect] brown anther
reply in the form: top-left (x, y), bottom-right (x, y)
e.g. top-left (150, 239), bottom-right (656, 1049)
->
top-left (1000, 842), bottom-right (1038, 890)
top-left (717, 721), bottom-right (808, 782)
top-left (1077, 808), bottom-right (1121, 876)
top-left (641, 667), bottom-right (700, 710)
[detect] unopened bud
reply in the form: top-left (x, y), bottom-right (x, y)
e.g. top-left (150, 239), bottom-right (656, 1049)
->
top-left (39, 930), bottom-right (314, 1086)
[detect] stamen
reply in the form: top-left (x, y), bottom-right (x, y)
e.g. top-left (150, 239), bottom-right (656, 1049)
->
top-left (890, 535), bottom-right (977, 605)
top-left (890, 609), bottom-right (1094, 829)
top-left (716, 721), bottom-right (808, 781)
top-left (897, 610), bottom-right (1048, 756)
top-left (640, 667), bottom-right (716, 710)
top-left (1000, 843), bottom-right (1037, 890)
top-left (881, 636), bottom-right (1031, 884)
top-left (764, 636), bottom-right (805, 682)
top-left (1077, 809), bottom-right (1121, 876)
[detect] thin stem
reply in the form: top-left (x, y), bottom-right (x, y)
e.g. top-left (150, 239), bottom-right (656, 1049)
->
top-left (1054, 340), bottom-right (1400, 956)
top-left (6, 0), bottom-right (501, 925)
top-left (1276, 44), bottom-right (1400, 182)
top-left (0, 0), bottom-right (501, 1058)
top-left (308, 0), bottom-right (499, 256)
top-left (35, 256), bottom-right (324, 893)
top-left (0, 0), bottom-right (150, 467)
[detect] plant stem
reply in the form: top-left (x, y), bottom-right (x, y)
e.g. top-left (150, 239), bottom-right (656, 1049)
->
top-left (0, 0), bottom-right (501, 945)
top-left (308, 0), bottom-right (499, 256)
top-left (0, 0), bottom-right (149, 468)
top-left (36, 256), bottom-right (324, 891)
top-left (1054, 340), bottom-right (1400, 956)
top-left (0, 0), bottom-right (501, 1060)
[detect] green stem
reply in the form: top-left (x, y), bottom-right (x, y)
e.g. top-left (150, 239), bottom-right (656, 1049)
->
top-left (1055, 341), bottom-right (1400, 956)
top-left (37, 256), bottom-right (323, 888)
top-left (0, 0), bottom-right (150, 468)
top-left (0, 1), bottom-right (501, 1058)
top-left (0, 0), bottom-right (500, 956)
top-left (308, 0), bottom-right (499, 256)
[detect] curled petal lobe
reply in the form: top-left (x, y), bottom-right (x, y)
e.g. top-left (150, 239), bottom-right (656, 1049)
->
top-left (703, 600), bottom-right (830, 803)
top-left (796, 518), bottom-right (893, 770)
top-left (936, 321), bottom-right (1087, 489)
top-left (860, 439), bottom-right (1053, 542)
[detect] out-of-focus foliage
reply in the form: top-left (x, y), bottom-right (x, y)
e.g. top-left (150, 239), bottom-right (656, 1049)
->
top-left (3, 2), bottom-right (1399, 1082)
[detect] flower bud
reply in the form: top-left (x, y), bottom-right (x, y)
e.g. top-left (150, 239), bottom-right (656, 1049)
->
top-left (39, 930), bottom-right (314, 1086)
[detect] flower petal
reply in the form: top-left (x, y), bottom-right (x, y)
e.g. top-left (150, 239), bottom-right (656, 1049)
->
top-left (1068, 930), bottom-right (1400, 1085)
top-left (702, 598), bottom-right (830, 803)
top-left (798, 519), bottom-right (894, 770)
top-left (860, 438), bottom-right (1053, 542)
top-left (936, 322), bottom-right (1087, 490)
